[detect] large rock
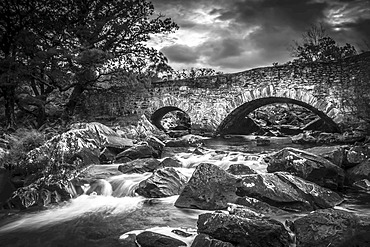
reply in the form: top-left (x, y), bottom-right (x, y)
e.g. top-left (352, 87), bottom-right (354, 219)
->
top-left (174, 163), bottom-right (239, 210)
top-left (265, 147), bottom-right (345, 190)
top-left (136, 231), bottom-right (187, 247)
top-left (114, 144), bottom-right (158, 163)
top-left (191, 234), bottom-right (235, 247)
top-left (118, 158), bottom-right (161, 174)
top-left (305, 145), bottom-right (346, 167)
top-left (175, 163), bottom-right (343, 211)
top-left (197, 212), bottom-right (291, 247)
top-left (294, 208), bottom-right (370, 247)
top-left (159, 157), bottom-right (183, 168)
top-left (234, 196), bottom-right (287, 216)
top-left (135, 167), bottom-right (187, 198)
top-left (226, 163), bottom-right (257, 175)
top-left (345, 159), bottom-right (370, 186)
top-left (236, 172), bottom-right (344, 211)
top-left (346, 145), bottom-right (370, 166)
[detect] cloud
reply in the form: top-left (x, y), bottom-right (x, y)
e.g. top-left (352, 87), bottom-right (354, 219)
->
top-left (161, 44), bottom-right (200, 63)
top-left (150, 0), bottom-right (370, 72)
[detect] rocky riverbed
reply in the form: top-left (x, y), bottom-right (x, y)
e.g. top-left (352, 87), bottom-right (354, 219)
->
top-left (1, 116), bottom-right (370, 247)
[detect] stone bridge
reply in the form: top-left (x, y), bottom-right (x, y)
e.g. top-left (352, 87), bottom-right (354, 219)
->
top-left (81, 52), bottom-right (370, 135)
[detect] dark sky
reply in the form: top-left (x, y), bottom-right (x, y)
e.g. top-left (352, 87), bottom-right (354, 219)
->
top-left (148, 0), bottom-right (370, 73)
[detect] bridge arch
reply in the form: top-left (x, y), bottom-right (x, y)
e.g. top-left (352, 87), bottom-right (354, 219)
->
top-left (216, 97), bottom-right (341, 136)
top-left (150, 106), bottom-right (191, 131)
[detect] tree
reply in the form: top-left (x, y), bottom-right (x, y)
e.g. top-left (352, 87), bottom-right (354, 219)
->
top-left (172, 67), bottom-right (223, 80)
top-left (290, 23), bottom-right (357, 62)
top-left (54, 0), bottom-right (178, 118)
top-left (0, 0), bottom-right (178, 128)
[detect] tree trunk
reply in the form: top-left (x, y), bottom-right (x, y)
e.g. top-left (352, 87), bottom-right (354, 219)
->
top-left (64, 83), bottom-right (85, 119)
top-left (2, 86), bottom-right (16, 130)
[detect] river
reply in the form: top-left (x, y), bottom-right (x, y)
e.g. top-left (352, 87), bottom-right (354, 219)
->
top-left (1, 135), bottom-right (370, 247)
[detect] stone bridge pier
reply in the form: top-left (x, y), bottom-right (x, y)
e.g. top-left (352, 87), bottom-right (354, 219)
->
top-left (146, 84), bottom-right (342, 135)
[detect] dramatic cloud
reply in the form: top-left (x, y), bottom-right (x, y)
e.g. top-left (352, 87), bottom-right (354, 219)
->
top-left (149, 0), bottom-right (370, 72)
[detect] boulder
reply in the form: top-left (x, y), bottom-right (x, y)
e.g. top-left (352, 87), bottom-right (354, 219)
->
top-left (353, 179), bottom-right (370, 190)
top-left (292, 132), bottom-right (317, 144)
top-left (346, 145), bottom-right (370, 166)
top-left (99, 146), bottom-right (119, 164)
top-left (146, 135), bottom-right (165, 157)
top-left (175, 163), bottom-right (343, 211)
top-left (197, 212), bottom-right (291, 247)
top-left (160, 157), bottom-right (183, 168)
top-left (226, 164), bottom-right (257, 175)
top-left (294, 208), bottom-right (370, 247)
top-left (103, 135), bottom-right (134, 150)
top-left (234, 196), bottom-right (287, 216)
top-left (118, 158), bottom-right (161, 174)
top-left (265, 147), bottom-right (345, 190)
top-left (135, 167), bottom-right (187, 198)
top-left (305, 145), bottom-right (346, 167)
top-left (345, 159), bottom-right (370, 186)
top-left (114, 144), bottom-right (158, 163)
top-left (136, 231), bottom-right (187, 247)
top-left (174, 163), bottom-right (239, 210)
top-left (236, 172), bottom-right (344, 211)
top-left (191, 234), bottom-right (235, 247)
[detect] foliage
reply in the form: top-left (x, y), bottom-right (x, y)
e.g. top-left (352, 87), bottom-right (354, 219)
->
top-left (1, 129), bottom-right (46, 172)
top-left (0, 0), bottom-right (178, 128)
top-left (290, 23), bottom-right (357, 62)
top-left (171, 67), bottom-right (223, 80)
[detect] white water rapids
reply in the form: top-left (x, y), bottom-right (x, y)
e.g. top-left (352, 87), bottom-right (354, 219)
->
top-left (1, 136), bottom-right (370, 247)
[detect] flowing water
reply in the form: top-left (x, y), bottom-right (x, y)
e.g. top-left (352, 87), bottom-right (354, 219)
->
top-left (1, 135), bottom-right (370, 247)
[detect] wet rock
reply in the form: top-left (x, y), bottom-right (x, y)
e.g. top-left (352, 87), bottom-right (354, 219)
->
top-left (197, 212), bottom-right (291, 247)
top-left (305, 145), bottom-right (346, 167)
top-left (234, 196), bottom-right (287, 215)
top-left (136, 231), bottom-right (187, 247)
top-left (294, 208), bottom-right (370, 247)
top-left (114, 144), bottom-right (158, 163)
top-left (292, 132), bottom-right (317, 144)
top-left (265, 147), bottom-right (345, 190)
top-left (174, 163), bottom-right (239, 210)
top-left (165, 134), bottom-right (205, 148)
top-left (118, 158), bottom-right (161, 174)
top-left (191, 233), bottom-right (235, 247)
top-left (135, 167), bottom-right (187, 198)
top-left (346, 145), bottom-right (370, 166)
top-left (353, 179), bottom-right (370, 190)
top-left (345, 159), bottom-right (370, 186)
top-left (226, 164), bottom-right (257, 175)
top-left (159, 157), bottom-right (183, 168)
top-left (103, 135), bottom-right (134, 150)
top-left (99, 147), bottom-right (119, 164)
top-left (146, 136), bottom-right (165, 157)
top-left (227, 203), bottom-right (263, 217)
top-left (175, 163), bottom-right (343, 211)
top-left (236, 172), bottom-right (344, 211)
top-left (119, 233), bottom-right (137, 247)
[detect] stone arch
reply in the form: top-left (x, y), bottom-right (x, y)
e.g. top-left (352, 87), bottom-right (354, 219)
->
top-left (216, 97), bottom-right (341, 136)
top-left (150, 106), bottom-right (191, 131)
